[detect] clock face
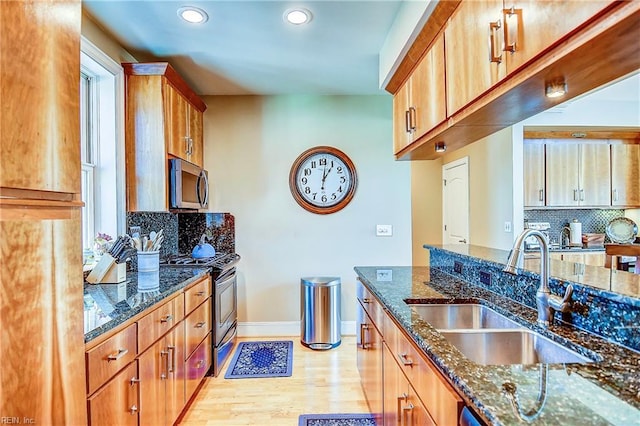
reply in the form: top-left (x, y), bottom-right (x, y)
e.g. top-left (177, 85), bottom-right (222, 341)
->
top-left (289, 146), bottom-right (357, 214)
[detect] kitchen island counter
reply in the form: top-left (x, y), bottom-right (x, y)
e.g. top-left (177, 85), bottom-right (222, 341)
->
top-left (84, 266), bottom-right (209, 343)
top-left (354, 266), bottom-right (640, 425)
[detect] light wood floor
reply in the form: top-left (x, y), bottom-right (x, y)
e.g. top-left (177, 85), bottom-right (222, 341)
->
top-left (179, 336), bottom-right (370, 425)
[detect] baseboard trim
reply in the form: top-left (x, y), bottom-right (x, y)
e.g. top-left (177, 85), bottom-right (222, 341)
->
top-left (237, 321), bottom-right (356, 338)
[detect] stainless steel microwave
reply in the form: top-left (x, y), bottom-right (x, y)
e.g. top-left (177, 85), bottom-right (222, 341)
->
top-left (169, 158), bottom-right (209, 210)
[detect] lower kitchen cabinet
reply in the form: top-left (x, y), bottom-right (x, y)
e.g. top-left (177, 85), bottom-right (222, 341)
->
top-left (139, 324), bottom-right (185, 426)
top-left (87, 361), bottom-right (140, 426)
top-left (186, 334), bottom-right (212, 402)
top-left (356, 279), bottom-right (463, 426)
top-left (356, 297), bottom-right (383, 424)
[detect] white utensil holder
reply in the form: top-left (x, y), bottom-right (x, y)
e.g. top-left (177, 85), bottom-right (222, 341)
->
top-left (137, 250), bottom-right (160, 272)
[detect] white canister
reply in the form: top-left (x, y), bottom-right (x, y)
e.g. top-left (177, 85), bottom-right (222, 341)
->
top-left (569, 219), bottom-right (582, 246)
top-left (137, 250), bottom-right (160, 272)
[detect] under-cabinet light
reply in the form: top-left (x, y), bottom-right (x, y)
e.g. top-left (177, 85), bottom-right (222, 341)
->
top-left (434, 142), bottom-right (447, 153)
top-left (545, 80), bottom-right (568, 98)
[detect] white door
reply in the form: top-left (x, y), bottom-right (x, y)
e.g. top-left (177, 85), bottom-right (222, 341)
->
top-left (443, 157), bottom-right (469, 244)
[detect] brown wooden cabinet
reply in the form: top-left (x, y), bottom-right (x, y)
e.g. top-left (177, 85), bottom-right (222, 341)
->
top-left (166, 82), bottom-right (204, 167)
top-left (123, 62), bottom-right (207, 211)
top-left (87, 361), bottom-right (140, 426)
top-left (503, 1), bottom-right (612, 74)
top-left (139, 324), bottom-right (185, 426)
top-left (545, 142), bottom-right (610, 207)
top-left (393, 33), bottom-right (446, 155)
top-left (445, 0), bottom-right (506, 115)
top-left (523, 141), bottom-right (546, 207)
top-left (0, 1), bottom-right (87, 424)
top-left (85, 276), bottom-right (211, 426)
top-left (356, 280), bottom-right (464, 426)
top-left (356, 288), bottom-right (383, 424)
top-left (611, 144), bottom-right (640, 207)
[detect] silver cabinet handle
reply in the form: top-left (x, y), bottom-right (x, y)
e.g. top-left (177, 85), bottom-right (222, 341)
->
top-left (398, 353), bottom-right (413, 367)
top-left (458, 239), bottom-right (467, 244)
top-left (195, 321), bottom-right (206, 329)
top-left (160, 350), bottom-right (169, 379)
top-left (613, 188), bottom-right (618, 202)
top-left (397, 393), bottom-right (408, 426)
top-left (580, 189), bottom-right (585, 201)
top-left (167, 345), bottom-right (176, 373)
top-left (503, 6), bottom-right (519, 53)
top-left (573, 189), bottom-right (578, 201)
top-left (402, 402), bottom-right (415, 426)
top-left (195, 291), bottom-right (205, 297)
top-left (538, 189), bottom-right (544, 202)
top-left (129, 377), bottom-right (141, 415)
top-left (360, 323), bottom-right (369, 350)
top-left (405, 110), bottom-right (411, 134)
top-left (408, 106), bottom-right (417, 133)
top-left (160, 314), bottom-right (173, 323)
top-left (489, 19), bottom-right (503, 63)
top-left (184, 136), bottom-right (190, 155)
top-left (107, 348), bottom-right (128, 361)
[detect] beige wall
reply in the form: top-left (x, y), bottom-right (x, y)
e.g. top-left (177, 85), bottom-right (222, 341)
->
top-left (202, 95), bottom-right (412, 325)
top-left (411, 127), bottom-right (516, 265)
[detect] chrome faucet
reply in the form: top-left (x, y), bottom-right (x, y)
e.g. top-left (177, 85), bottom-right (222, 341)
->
top-left (503, 229), bottom-right (573, 327)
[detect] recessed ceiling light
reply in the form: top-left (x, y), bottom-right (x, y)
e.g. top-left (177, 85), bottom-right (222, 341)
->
top-left (284, 8), bottom-right (312, 25)
top-left (177, 6), bottom-right (209, 24)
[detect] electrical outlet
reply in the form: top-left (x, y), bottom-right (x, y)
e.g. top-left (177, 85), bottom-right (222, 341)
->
top-left (480, 271), bottom-right (492, 286)
top-left (376, 224), bottom-right (393, 237)
top-left (504, 221), bottom-right (512, 232)
top-left (454, 261), bottom-right (463, 274)
top-left (376, 269), bottom-right (392, 281)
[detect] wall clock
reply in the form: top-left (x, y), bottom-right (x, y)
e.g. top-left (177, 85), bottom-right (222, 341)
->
top-left (289, 146), bottom-right (357, 214)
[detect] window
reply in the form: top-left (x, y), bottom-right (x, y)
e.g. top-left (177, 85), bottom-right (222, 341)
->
top-left (80, 37), bottom-right (126, 260)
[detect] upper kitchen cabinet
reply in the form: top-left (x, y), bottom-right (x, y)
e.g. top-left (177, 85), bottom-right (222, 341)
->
top-left (545, 142), bottom-right (610, 207)
top-left (166, 82), bottom-right (204, 167)
top-left (0, 0), bottom-right (81, 197)
top-left (444, 0), bottom-right (506, 115)
top-left (123, 63), bottom-right (207, 211)
top-left (393, 33), bottom-right (446, 155)
top-left (503, 1), bottom-right (612, 74)
top-left (387, 0), bottom-right (639, 160)
top-left (611, 143), bottom-right (640, 207)
top-left (523, 141), bottom-right (545, 207)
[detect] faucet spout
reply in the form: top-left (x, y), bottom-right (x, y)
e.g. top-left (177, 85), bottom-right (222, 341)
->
top-left (503, 229), bottom-right (571, 327)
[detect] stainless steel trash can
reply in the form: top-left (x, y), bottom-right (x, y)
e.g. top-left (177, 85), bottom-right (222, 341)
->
top-left (301, 276), bottom-right (341, 350)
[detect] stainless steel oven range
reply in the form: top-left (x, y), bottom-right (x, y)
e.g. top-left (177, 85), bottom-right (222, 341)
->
top-left (162, 252), bottom-right (240, 376)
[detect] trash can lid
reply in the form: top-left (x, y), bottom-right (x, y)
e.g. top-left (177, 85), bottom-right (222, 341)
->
top-left (301, 276), bottom-right (341, 287)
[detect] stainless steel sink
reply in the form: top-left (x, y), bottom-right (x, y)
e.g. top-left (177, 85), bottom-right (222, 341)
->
top-left (409, 303), bottom-right (523, 330)
top-left (439, 329), bottom-right (594, 365)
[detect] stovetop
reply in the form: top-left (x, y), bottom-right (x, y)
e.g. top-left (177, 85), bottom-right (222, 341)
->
top-left (161, 253), bottom-right (240, 271)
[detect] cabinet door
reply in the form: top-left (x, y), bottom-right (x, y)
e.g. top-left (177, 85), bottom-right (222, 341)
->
top-left (611, 144), bottom-right (640, 207)
top-left (445, 0), bottom-right (506, 115)
top-left (0, 0), bottom-right (81, 194)
top-left (546, 143), bottom-right (580, 206)
top-left (580, 143), bottom-right (610, 206)
top-left (504, 1), bottom-right (612, 74)
top-left (393, 80), bottom-right (411, 154)
top-left (356, 302), bottom-right (383, 424)
top-left (524, 142), bottom-right (546, 207)
top-left (139, 338), bottom-right (166, 426)
top-left (185, 334), bottom-right (211, 403)
top-left (166, 82), bottom-right (189, 161)
top-left (189, 106), bottom-right (204, 167)
top-left (166, 326), bottom-right (185, 425)
top-left (88, 361), bottom-right (140, 426)
top-left (410, 33), bottom-right (446, 142)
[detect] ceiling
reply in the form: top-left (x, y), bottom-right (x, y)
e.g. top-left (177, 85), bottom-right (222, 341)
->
top-left (83, 0), bottom-right (405, 96)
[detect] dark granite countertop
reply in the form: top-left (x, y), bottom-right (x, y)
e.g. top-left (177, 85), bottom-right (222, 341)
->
top-left (84, 266), bottom-right (210, 343)
top-left (354, 266), bottom-right (640, 425)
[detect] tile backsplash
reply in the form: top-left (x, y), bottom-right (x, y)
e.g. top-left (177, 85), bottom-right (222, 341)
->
top-left (127, 212), bottom-right (236, 258)
top-left (524, 209), bottom-right (625, 244)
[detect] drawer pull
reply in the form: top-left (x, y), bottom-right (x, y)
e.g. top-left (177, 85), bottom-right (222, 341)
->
top-left (398, 353), bottom-right (413, 367)
top-left (194, 321), bottom-right (206, 329)
top-left (362, 298), bottom-right (371, 304)
top-left (195, 291), bottom-right (205, 297)
top-left (196, 360), bottom-right (204, 369)
top-left (107, 348), bottom-right (129, 361)
top-left (129, 377), bottom-right (141, 415)
top-left (160, 314), bottom-right (173, 323)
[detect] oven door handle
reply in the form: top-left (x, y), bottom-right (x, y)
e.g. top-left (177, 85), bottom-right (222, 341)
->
top-left (219, 323), bottom-right (237, 346)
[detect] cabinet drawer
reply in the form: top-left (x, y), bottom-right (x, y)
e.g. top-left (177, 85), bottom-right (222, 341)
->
top-left (86, 323), bottom-right (137, 395)
top-left (185, 277), bottom-right (211, 315)
top-left (356, 280), bottom-right (385, 335)
top-left (185, 298), bottom-right (211, 358)
top-left (137, 296), bottom-right (178, 353)
top-left (185, 334), bottom-right (211, 403)
top-left (87, 360), bottom-right (139, 426)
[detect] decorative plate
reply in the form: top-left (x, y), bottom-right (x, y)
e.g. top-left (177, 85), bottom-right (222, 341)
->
top-left (605, 217), bottom-right (638, 244)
